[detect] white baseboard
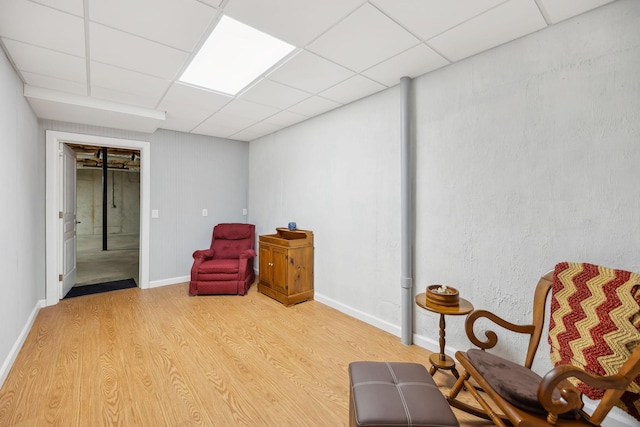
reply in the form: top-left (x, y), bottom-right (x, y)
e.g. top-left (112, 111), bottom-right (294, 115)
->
top-left (0, 299), bottom-right (45, 389)
top-left (411, 331), bottom-right (440, 354)
top-left (314, 292), bottom-right (403, 339)
top-left (149, 275), bottom-right (189, 288)
top-left (315, 292), bottom-right (440, 354)
top-left (585, 398), bottom-right (636, 427)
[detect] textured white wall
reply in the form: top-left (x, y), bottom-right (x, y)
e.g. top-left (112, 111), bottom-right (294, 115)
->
top-left (413, 0), bottom-right (640, 368)
top-left (413, 5), bottom-right (639, 424)
top-left (250, 4), bottom-right (639, 425)
top-left (250, 86), bottom-right (403, 327)
top-left (0, 47), bottom-right (43, 383)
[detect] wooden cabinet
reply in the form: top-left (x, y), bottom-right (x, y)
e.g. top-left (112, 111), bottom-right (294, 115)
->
top-left (258, 228), bottom-right (314, 306)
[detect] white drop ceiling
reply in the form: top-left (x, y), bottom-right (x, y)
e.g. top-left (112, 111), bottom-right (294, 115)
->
top-left (0, 0), bottom-right (617, 141)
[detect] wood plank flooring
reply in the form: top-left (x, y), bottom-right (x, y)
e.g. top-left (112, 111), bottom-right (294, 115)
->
top-left (0, 282), bottom-right (492, 426)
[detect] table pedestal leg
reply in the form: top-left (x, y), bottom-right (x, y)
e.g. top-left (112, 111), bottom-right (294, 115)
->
top-left (439, 313), bottom-right (446, 360)
top-left (428, 313), bottom-right (459, 378)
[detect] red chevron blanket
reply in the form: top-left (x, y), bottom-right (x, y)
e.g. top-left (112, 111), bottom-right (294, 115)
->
top-left (548, 262), bottom-right (640, 421)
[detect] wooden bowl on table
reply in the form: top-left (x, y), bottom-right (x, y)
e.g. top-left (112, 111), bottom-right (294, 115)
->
top-left (426, 285), bottom-right (459, 307)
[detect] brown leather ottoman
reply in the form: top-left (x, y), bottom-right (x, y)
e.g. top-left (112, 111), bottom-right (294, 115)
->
top-left (349, 361), bottom-right (459, 427)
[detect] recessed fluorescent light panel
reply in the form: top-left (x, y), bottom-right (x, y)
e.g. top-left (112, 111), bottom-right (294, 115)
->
top-left (180, 15), bottom-right (295, 95)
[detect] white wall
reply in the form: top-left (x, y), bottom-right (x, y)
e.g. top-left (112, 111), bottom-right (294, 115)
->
top-left (249, 2), bottom-right (639, 423)
top-left (0, 48), bottom-right (44, 385)
top-left (413, 0), bottom-right (640, 367)
top-left (149, 129), bottom-right (250, 283)
top-left (250, 86), bottom-right (403, 327)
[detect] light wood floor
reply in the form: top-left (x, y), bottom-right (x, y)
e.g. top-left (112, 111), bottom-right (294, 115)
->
top-left (0, 282), bottom-right (492, 426)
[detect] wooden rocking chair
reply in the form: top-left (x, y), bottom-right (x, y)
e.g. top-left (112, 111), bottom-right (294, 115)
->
top-left (448, 263), bottom-right (640, 426)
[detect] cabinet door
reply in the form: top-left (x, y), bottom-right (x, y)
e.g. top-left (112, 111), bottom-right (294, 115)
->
top-left (271, 246), bottom-right (288, 294)
top-left (259, 245), bottom-right (273, 288)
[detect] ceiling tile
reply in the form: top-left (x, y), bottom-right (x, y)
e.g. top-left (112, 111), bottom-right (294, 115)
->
top-left (89, 0), bottom-right (217, 52)
top-left (31, 0), bottom-right (84, 16)
top-left (307, 3), bottom-right (420, 72)
top-left (224, 0), bottom-right (364, 47)
top-left (199, 0), bottom-right (224, 7)
top-left (0, 0), bottom-right (85, 56)
top-left (240, 79), bottom-right (310, 109)
top-left (320, 75), bottom-right (386, 105)
top-left (156, 82), bottom-right (232, 132)
top-left (363, 43), bottom-right (450, 87)
top-left (20, 71), bottom-right (87, 95)
top-left (192, 111), bottom-right (256, 138)
top-left (287, 96), bottom-right (342, 117)
top-left (158, 82), bottom-right (232, 112)
top-left (218, 98), bottom-right (280, 122)
top-left (371, 0), bottom-right (505, 40)
top-left (267, 50), bottom-right (354, 93)
top-left (537, 0), bottom-right (617, 24)
top-left (428, 0), bottom-right (547, 62)
top-left (230, 121), bottom-right (284, 141)
top-left (2, 39), bottom-right (86, 83)
top-left (263, 110), bottom-right (308, 127)
top-left (90, 23), bottom-right (189, 80)
top-left (91, 62), bottom-right (171, 103)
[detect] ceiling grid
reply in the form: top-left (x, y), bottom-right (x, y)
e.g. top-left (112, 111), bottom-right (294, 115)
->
top-left (0, 0), bottom-right (618, 141)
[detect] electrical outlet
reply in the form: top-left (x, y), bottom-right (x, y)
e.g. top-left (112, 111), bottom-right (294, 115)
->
top-left (202, 209), bottom-right (208, 217)
top-left (152, 209), bottom-right (159, 218)
top-left (242, 208), bottom-right (247, 216)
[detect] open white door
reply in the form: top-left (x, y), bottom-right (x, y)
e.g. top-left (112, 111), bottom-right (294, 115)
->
top-left (60, 144), bottom-right (77, 298)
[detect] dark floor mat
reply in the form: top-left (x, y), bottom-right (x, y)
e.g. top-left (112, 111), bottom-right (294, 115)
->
top-left (64, 278), bottom-right (137, 298)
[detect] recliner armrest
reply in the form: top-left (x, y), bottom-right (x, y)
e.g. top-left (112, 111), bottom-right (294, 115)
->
top-left (239, 249), bottom-right (256, 259)
top-left (193, 249), bottom-right (214, 259)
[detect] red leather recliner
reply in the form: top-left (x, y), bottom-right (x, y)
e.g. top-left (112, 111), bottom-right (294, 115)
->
top-left (189, 223), bottom-right (256, 296)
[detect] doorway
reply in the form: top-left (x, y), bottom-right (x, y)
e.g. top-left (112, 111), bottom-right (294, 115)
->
top-left (69, 144), bottom-right (141, 286)
top-left (45, 131), bottom-right (151, 306)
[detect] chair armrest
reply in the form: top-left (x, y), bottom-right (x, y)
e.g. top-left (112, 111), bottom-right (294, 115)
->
top-left (465, 309), bottom-right (537, 350)
top-left (190, 249), bottom-right (214, 290)
top-left (239, 249), bottom-right (256, 259)
top-left (538, 365), bottom-right (629, 424)
top-left (193, 249), bottom-right (214, 259)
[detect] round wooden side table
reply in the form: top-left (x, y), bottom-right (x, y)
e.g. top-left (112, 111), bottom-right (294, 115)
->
top-left (415, 292), bottom-right (474, 378)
